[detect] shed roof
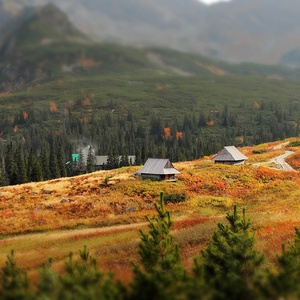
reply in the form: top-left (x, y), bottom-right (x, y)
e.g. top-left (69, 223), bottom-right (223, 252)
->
top-left (135, 158), bottom-right (181, 176)
top-left (212, 146), bottom-right (248, 162)
top-left (95, 156), bottom-right (108, 165)
top-left (95, 155), bottom-right (136, 165)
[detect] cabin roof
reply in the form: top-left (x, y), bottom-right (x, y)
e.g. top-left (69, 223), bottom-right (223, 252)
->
top-left (135, 158), bottom-right (181, 176)
top-left (212, 146), bottom-right (248, 162)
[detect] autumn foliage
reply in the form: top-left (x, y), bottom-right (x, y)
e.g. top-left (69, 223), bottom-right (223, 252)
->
top-left (0, 140), bottom-right (299, 294)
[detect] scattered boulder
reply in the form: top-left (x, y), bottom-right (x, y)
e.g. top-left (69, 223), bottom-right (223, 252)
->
top-left (42, 190), bottom-right (52, 195)
top-left (124, 206), bottom-right (136, 213)
top-left (144, 203), bottom-right (152, 210)
top-left (60, 198), bottom-right (70, 203)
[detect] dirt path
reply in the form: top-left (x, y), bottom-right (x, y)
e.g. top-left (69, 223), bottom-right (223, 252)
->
top-left (0, 221), bottom-right (148, 244)
top-left (271, 150), bottom-right (295, 171)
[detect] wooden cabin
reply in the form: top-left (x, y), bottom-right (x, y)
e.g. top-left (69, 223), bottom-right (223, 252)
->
top-left (134, 158), bottom-right (180, 181)
top-left (212, 146), bottom-right (248, 165)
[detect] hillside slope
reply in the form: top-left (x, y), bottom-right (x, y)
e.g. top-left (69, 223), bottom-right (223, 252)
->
top-left (0, 139), bottom-right (299, 283)
top-left (0, 139), bottom-right (299, 236)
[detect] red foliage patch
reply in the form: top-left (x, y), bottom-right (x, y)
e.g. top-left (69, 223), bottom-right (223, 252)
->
top-left (173, 217), bottom-right (217, 230)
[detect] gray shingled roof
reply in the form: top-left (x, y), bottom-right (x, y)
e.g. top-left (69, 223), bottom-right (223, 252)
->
top-left (212, 146), bottom-right (248, 162)
top-left (135, 158), bottom-right (181, 176)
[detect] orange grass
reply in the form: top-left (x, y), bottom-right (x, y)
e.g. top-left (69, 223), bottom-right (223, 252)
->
top-left (0, 140), bottom-right (299, 281)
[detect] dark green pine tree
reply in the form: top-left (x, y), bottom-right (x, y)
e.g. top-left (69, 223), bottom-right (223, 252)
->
top-left (57, 246), bottom-right (124, 300)
top-left (14, 146), bottom-right (28, 184)
top-left (49, 138), bottom-right (60, 179)
top-left (86, 146), bottom-right (95, 173)
top-left (39, 142), bottom-right (51, 181)
top-left (0, 155), bottom-right (6, 186)
top-left (36, 258), bottom-right (57, 299)
top-left (130, 192), bottom-right (188, 300)
top-left (194, 205), bottom-right (264, 300)
top-left (120, 146), bottom-right (129, 167)
top-left (30, 153), bottom-right (44, 182)
top-left (1, 250), bottom-right (33, 300)
top-left (266, 228), bottom-right (300, 299)
top-left (4, 142), bottom-right (18, 185)
top-left (106, 148), bottom-right (119, 170)
top-left (57, 142), bottom-right (67, 178)
top-left (135, 148), bottom-right (142, 166)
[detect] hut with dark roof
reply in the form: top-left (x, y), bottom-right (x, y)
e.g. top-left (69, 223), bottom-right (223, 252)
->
top-left (212, 146), bottom-right (248, 165)
top-left (134, 158), bottom-right (180, 181)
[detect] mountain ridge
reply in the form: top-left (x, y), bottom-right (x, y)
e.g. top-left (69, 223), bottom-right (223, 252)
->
top-left (0, 2), bottom-right (88, 53)
top-left (1, 0), bottom-right (300, 66)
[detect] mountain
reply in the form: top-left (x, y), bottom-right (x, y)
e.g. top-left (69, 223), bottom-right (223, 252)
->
top-left (1, 0), bottom-right (300, 66)
top-left (0, 3), bottom-right (92, 91)
top-left (0, 3), bottom-right (88, 52)
top-left (0, 1), bottom-right (300, 93)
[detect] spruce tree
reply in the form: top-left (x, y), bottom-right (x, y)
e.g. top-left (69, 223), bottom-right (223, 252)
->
top-left (0, 155), bottom-right (7, 186)
top-left (40, 141), bottom-right (51, 181)
top-left (30, 154), bottom-right (44, 182)
top-left (135, 148), bottom-right (142, 166)
top-left (36, 258), bottom-right (57, 299)
top-left (106, 148), bottom-right (119, 170)
top-left (130, 192), bottom-right (187, 300)
top-left (0, 250), bottom-right (32, 300)
top-left (57, 246), bottom-right (123, 300)
top-left (57, 142), bottom-right (67, 178)
top-left (49, 138), bottom-right (60, 179)
top-left (4, 142), bottom-right (18, 185)
top-left (27, 149), bottom-right (34, 182)
top-left (195, 205), bottom-right (264, 300)
top-left (27, 148), bottom-right (43, 182)
top-left (120, 146), bottom-right (129, 167)
top-left (14, 146), bottom-right (28, 184)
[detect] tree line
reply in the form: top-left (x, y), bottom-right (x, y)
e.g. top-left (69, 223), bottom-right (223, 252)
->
top-left (1, 194), bottom-right (300, 300)
top-left (0, 99), bottom-right (299, 185)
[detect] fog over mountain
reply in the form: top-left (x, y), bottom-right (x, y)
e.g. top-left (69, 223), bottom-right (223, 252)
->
top-left (1, 0), bottom-right (300, 66)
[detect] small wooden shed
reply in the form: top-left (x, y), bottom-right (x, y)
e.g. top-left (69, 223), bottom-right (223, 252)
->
top-left (134, 158), bottom-right (181, 181)
top-left (212, 146), bottom-right (248, 165)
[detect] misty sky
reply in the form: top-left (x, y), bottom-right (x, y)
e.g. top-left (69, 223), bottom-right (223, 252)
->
top-left (199, 0), bottom-right (231, 4)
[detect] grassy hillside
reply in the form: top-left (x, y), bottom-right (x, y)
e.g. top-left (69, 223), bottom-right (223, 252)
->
top-left (0, 139), bottom-right (300, 282)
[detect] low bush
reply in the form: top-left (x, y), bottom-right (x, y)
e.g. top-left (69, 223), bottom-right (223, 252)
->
top-left (289, 141), bottom-right (300, 147)
top-left (252, 148), bottom-right (268, 154)
top-left (164, 193), bottom-right (187, 204)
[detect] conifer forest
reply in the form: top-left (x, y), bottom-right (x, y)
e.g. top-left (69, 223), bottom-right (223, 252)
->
top-left (1, 74), bottom-right (300, 186)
